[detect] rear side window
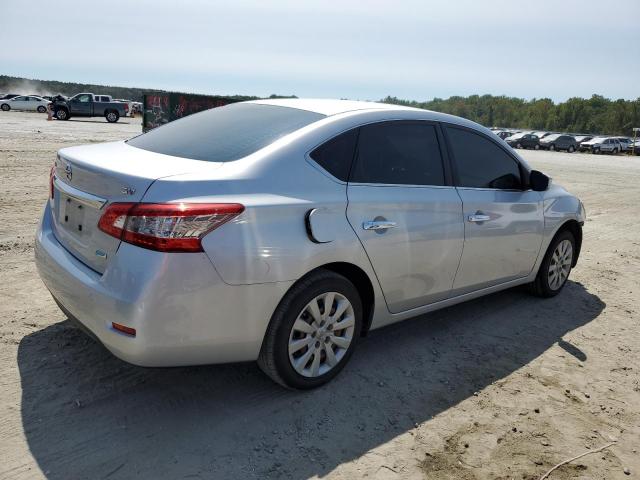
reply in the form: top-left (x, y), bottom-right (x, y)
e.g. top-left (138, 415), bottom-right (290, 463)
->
top-left (310, 129), bottom-right (358, 181)
top-left (350, 121), bottom-right (445, 186)
top-left (446, 126), bottom-right (522, 190)
top-left (127, 103), bottom-right (325, 162)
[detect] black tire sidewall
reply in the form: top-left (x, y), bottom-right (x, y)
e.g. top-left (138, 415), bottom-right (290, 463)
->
top-left (1, 104), bottom-right (10, 111)
top-left (106, 110), bottom-right (119, 123)
top-left (270, 274), bottom-right (363, 389)
top-left (55, 109), bottom-right (68, 120)
top-left (37, 106), bottom-right (46, 113)
top-left (536, 230), bottom-right (576, 297)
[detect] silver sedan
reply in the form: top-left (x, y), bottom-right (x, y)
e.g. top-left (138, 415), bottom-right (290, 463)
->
top-left (35, 99), bottom-right (585, 389)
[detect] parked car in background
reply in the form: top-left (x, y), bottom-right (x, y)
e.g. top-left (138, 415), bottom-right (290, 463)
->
top-left (580, 137), bottom-right (621, 154)
top-left (612, 137), bottom-right (633, 152)
top-left (494, 130), bottom-right (513, 140)
top-left (533, 131), bottom-right (554, 139)
top-left (574, 135), bottom-right (593, 145)
top-left (52, 93), bottom-right (128, 122)
top-left (540, 134), bottom-right (578, 152)
top-left (114, 99), bottom-right (134, 116)
top-left (505, 132), bottom-right (540, 149)
top-left (0, 93), bottom-right (20, 100)
top-left (35, 99), bottom-right (584, 389)
top-left (630, 140), bottom-right (640, 155)
top-left (0, 95), bottom-right (50, 113)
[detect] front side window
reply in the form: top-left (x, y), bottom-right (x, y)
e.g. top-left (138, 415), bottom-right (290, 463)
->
top-left (75, 94), bottom-right (91, 103)
top-left (310, 129), bottom-right (358, 181)
top-left (350, 121), bottom-right (445, 186)
top-left (128, 103), bottom-right (326, 162)
top-left (446, 126), bottom-right (522, 190)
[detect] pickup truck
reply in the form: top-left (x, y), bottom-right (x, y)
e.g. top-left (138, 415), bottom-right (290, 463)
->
top-left (52, 93), bottom-right (128, 122)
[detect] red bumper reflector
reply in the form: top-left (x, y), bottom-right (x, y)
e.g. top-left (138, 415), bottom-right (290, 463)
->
top-left (112, 322), bottom-right (136, 336)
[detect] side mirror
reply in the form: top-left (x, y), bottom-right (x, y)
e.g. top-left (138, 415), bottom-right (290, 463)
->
top-left (529, 170), bottom-right (550, 191)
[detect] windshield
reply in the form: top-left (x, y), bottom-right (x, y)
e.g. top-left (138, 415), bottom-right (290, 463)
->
top-left (509, 133), bottom-right (526, 139)
top-left (544, 134), bottom-right (561, 141)
top-left (128, 103), bottom-right (326, 162)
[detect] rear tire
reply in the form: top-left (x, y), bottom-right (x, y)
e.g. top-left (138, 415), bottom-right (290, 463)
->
top-left (612, 148), bottom-right (618, 155)
top-left (1, 103), bottom-right (10, 111)
top-left (258, 269), bottom-right (363, 389)
top-left (534, 144), bottom-right (540, 150)
top-left (516, 143), bottom-right (522, 149)
top-left (568, 145), bottom-right (575, 153)
top-left (549, 144), bottom-right (555, 151)
top-left (531, 230), bottom-right (575, 298)
top-left (105, 110), bottom-right (119, 123)
top-left (592, 148), bottom-right (599, 154)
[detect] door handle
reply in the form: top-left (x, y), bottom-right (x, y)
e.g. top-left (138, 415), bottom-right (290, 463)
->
top-left (467, 214), bottom-right (491, 223)
top-left (363, 220), bottom-right (397, 230)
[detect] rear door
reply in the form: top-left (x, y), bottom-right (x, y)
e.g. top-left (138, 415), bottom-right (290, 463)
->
top-left (346, 121), bottom-right (464, 313)
top-left (444, 125), bottom-right (544, 295)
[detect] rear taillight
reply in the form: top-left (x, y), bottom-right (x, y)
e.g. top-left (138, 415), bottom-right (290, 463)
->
top-left (98, 202), bottom-right (244, 252)
top-left (49, 165), bottom-right (55, 199)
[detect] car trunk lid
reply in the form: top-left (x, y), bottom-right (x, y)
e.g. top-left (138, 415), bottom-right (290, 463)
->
top-left (51, 141), bottom-right (222, 273)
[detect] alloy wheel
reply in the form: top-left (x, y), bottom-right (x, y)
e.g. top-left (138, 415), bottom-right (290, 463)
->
top-left (288, 291), bottom-right (355, 378)
top-left (548, 239), bottom-right (572, 290)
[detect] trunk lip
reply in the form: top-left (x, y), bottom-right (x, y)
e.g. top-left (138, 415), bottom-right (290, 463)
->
top-left (53, 176), bottom-right (106, 209)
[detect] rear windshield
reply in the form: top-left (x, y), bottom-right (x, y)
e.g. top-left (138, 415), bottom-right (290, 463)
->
top-left (127, 103), bottom-right (326, 161)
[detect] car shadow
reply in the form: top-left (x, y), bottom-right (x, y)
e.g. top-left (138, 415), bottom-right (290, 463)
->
top-left (18, 280), bottom-right (604, 479)
top-left (65, 119), bottom-right (132, 124)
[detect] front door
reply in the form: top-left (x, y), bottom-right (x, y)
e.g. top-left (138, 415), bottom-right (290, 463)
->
top-left (346, 121), bottom-right (464, 313)
top-left (444, 125), bottom-right (544, 295)
top-left (11, 96), bottom-right (29, 110)
top-left (70, 94), bottom-right (93, 115)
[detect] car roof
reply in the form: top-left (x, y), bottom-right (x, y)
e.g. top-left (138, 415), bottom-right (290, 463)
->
top-left (248, 98), bottom-right (421, 116)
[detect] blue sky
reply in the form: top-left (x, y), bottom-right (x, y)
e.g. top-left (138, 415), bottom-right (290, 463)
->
top-left (1, 0), bottom-right (638, 102)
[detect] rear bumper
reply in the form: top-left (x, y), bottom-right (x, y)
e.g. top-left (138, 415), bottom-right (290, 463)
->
top-left (35, 203), bottom-right (293, 366)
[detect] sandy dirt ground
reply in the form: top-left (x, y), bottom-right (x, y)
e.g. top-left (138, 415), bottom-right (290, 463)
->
top-left (0, 111), bottom-right (638, 480)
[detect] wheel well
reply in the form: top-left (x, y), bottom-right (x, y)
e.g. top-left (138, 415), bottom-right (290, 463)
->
top-left (313, 262), bottom-right (375, 336)
top-left (557, 220), bottom-right (582, 267)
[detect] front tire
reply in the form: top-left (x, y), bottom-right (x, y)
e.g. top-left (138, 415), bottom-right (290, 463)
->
top-left (37, 105), bottom-right (47, 113)
top-left (1, 103), bottom-right (10, 111)
top-left (534, 144), bottom-right (540, 150)
top-left (531, 230), bottom-right (575, 298)
top-left (55, 108), bottom-right (69, 120)
top-left (258, 269), bottom-right (363, 389)
top-left (549, 144), bottom-right (555, 151)
top-left (568, 145), bottom-right (575, 153)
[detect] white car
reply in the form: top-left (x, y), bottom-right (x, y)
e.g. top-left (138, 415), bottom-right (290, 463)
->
top-left (1, 95), bottom-right (51, 113)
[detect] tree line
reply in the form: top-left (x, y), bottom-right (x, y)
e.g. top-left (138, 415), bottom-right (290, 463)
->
top-left (381, 94), bottom-right (640, 136)
top-left (2, 75), bottom-right (638, 136)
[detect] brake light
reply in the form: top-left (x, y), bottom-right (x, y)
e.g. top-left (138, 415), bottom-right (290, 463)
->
top-left (49, 165), bottom-right (55, 199)
top-left (98, 202), bottom-right (244, 252)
